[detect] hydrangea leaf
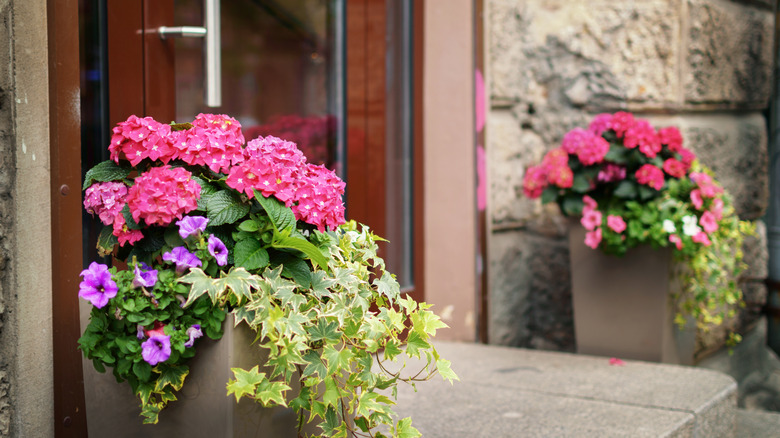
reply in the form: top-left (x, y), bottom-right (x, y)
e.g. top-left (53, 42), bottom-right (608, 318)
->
top-left (206, 190), bottom-right (250, 227)
top-left (82, 160), bottom-right (133, 190)
top-left (233, 239), bottom-right (270, 271)
top-left (254, 189), bottom-right (296, 233)
top-left (272, 234), bottom-right (329, 271)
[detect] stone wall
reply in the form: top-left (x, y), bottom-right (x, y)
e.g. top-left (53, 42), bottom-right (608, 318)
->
top-left (0, 1), bottom-right (12, 433)
top-left (486, 0), bottom-right (773, 353)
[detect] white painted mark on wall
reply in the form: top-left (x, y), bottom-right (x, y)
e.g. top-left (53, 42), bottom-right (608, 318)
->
top-left (22, 141), bottom-right (26, 154)
top-left (440, 304), bottom-right (454, 321)
top-left (32, 153), bottom-right (36, 161)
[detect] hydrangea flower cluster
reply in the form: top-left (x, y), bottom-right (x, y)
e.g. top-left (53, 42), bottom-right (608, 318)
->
top-left (126, 165), bottom-right (202, 226)
top-left (83, 181), bottom-right (128, 225)
top-left (109, 115), bottom-right (175, 165)
top-left (171, 113), bottom-right (245, 173)
top-left (521, 112), bottom-right (735, 256)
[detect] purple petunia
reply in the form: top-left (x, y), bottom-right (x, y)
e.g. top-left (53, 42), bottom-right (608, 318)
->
top-left (132, 262), bottom-right (158, 289)
top-left (176, 215), bottom-right (209, 239)
top-left (141, 333), bottom-right (171, 366)
top-left (183, 324), bottom-right (203, 348)
top-left (207, 235), bottom-right (228, 266)
top-left (162, 246), bottom-right (202, 274)
top-left (79, 262), bottom-right (118, 309)
top-left (136, 324), bottom-right (145, 340)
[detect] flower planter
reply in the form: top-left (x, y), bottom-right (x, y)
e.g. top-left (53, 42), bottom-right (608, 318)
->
top-left (568, 223), bottom-right (695, 364)
top-left (80, 314), bottom-right (316, 437)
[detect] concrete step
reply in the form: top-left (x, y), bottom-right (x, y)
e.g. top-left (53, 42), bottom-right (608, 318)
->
top-left (393, 342), bottom-right (737, 437)
top-left (736, 409), bottom-right (780, 437)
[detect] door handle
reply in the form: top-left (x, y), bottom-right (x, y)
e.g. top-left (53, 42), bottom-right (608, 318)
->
top-left (157, 0), bottom-right (222, 107)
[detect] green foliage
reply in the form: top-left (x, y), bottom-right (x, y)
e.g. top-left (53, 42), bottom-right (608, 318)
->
top-left (82, 160), bottom-right (133, 190)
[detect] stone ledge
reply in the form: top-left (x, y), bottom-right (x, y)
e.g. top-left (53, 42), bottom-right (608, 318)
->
top-left (394, 342), bottom-right (737, 437)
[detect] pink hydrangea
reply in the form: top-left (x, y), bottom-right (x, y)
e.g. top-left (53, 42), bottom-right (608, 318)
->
top-left (699, 211), bottom-right (719, 234)
top-left (581, 209), bottom-right (602, 231)
top-left (109, 115), bottom-right (175, 166)
top-left (658, 126), bottom-right (683, 153)
top-left (547, 165), bottom-right (574, 188)
top-left (126, 166), bottom-right (201, 226)
top-left (662, 158), bottom-right (686, 179)
top-left (561, 128), bottom-right (591, 154)
top-left (584, 228), bottom-right (602, 249)
top-left (112, 212), bottom-right (144, 247)
top-left (624, 119), bottom-right (662, 158)
top-left (607, 215), bottom-right (626, 233)
top-left (635, 164), bottom-right (664, 190)
top-left (597, 164), bottom-right (627, 183)
top-left (588, 113), bottom-right (612, 137)
top-left (226, 136), bottom-right (306, 205)
top-left (610, 112), bottom-right (635, 138)
top-left (522, 165), bottom-right (548, 199)
top-left (171, 114), bottom-right (246, 173)
top-left (542, 148), bottom-right (569, 168)
top-left (576, 135), bottom-right (610, 166)
top-left (84, 181), bottom-right (128, 225)
top-left (292, 163), bottom-right (347, 232)
top-left (678, 147), bottom-right (696, 170)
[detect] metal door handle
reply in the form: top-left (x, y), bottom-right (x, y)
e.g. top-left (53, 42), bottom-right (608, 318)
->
top-left (157, 0), bottom-right (221, 107)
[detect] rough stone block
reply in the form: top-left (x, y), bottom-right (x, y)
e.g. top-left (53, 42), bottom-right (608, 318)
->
top-left (488, 230), bottom-right (574, 351)
top-left (685, 0), bottom-right (774, 107)
top-left (488, 0), bottom-right (682, 108)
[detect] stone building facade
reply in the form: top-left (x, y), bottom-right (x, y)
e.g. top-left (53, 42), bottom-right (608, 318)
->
top-left (486, 0), bottom-right (773, 356)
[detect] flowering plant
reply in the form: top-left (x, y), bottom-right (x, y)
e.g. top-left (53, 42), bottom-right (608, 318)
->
top-left (78, 114), bottom-right (456, 436)
top-left (522, 112), bottom-right (754, 337)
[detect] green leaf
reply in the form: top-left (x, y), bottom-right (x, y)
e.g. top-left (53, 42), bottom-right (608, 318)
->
top-left (302, 350), bottom-right (328, 379)
top-left (404, 331), bottom-right (430, 357)
top-left (133, 361), bottom-right (152, 382)
top-left (179, 268), bottom-right (224, 306)
top-left (323, 345), bottom-right (354, 375)
top-left (121, 204), bottom-right (143, 230)
top-left (227, 366), bottom-right (267, 403)
top-left (83, 160), bottom-right (132, 190)
top-left (254, 190), bottom-right (296, 233)
top-left (395, 418), bottom-right (422, 438)
top-left (322, 376), bottom-right (340, 408)
top-left (191, 175), bottom-right (219, 196)
top-left (206, 190), bottom-right (250, 227)
top-left (638, 185), bottom-right (658, 201)
top-left (540, 186), bottom-right (558, 204)
top-left (603, 144), bottom-right (630, 164)
top-left (163, 226), bottom-right (185, 248)
top-left (233, 239), bottom-right (270, 271)
top-left (221, 268), bottom-right (262, 303)
top-left (255, 380), bottom-right (291, 407)
top-left (272, 234), bottom-right (329, 271)
top-left (238, 219), bottom-right (261, 232)
top-left (154, 364), bottom-right (189, 392)
top-left (308, 319), bottom-right (341, 344)
top-left (571, 174), bottom-right (590, 193)
top-left (561, 196), bottom-right (584, 216)
top-left (613, 180), bottom-right (638, 199)
top-left (272, 253), bottom-right (312, 288)
top-left (435, 358), bottom-right (459, 382)
top-left (355, 391), bottom-right (384, 418)
top-left (97, 225), bottom-right (118, 256)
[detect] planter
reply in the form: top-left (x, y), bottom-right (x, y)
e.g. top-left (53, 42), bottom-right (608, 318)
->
top-left (568, 223), bottom-right (695, 364)
top-left (80, 309), bottom-right (317, 437)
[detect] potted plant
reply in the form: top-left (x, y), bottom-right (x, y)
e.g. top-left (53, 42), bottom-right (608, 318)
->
top-left (78, 114), bottom-right (457, 437)
top-left (521, 111), bottom-right (754, 363)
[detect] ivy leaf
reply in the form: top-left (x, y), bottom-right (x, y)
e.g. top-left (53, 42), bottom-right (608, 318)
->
top-left (310, 271), bottom-right (336, 299)
top-left (373, 271), bottom-right (400, 300)
top-left (154, 364), bottom-right (189, 392)
top-left (355, 391), bottom-right (384, 418)
top-left (83, 160), bottom-right (132, 189)
top-left (255, 380), bottom-right (291, 407)
top-left (410, 309), bottom-right (448, 338)
top-left (254, 190), bottom-right (296, 233)
top-left (233, 238), bottom-right (270, 271)
top-left (323, 345), bottom-right (354, 375)
top-left (435, 358), bottom-right (459, 382)
top-left (206, 190), bottom-right (250, 226)
top-left (179, 268), bottom-right (224, 306)
top-left (322, 376), bottom-right (340, 408)
top-left (404, 331), bottom-right (430, 358)
top-left (302, 350), bottom-right (328, 379)
top-left (226, 366), bottom-right (267, 403)
top-left (394, 418), bottom-right (422, 438)
top-left (221, 268), bottom-right (261, 303)
top-left (308, 319), bottom-right (341, 344)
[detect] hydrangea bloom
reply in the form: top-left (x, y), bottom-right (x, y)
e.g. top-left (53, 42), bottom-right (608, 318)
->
top-left (126, 165), bottom-right (201, 226)
top-left (112, 212), bottom-right (145, 247)
top-left (226, 136), bottom-right (306, 205)
top-left (141, 334), bottom-right (171, 366)
top-left (522, 165), bottom-right (548, 198)
top-left (109, 115), bottom-right (175, 165)
top-left (597, 164), bottom-right (626, 183)
top-left (609, 112), bottom-right (635, 138)
top-left (208, 235), bottom-right (229, 266)
top-left (84, 182), bottom-right (128, 225)
top-left (662, 158), bottom-right (686, 178)
top-left (292, 163), bottom-right (347, 232)
top-left (624, 119), bottom-right (661, 158)
top-left (635, 164), bottom-right (664, 190)
top-left (575, 135), bottom-right (610, 166)
top-left (172, 114), bottom-right (246, 173)
top-left (588, 113), bottom-right (612, 137)
top-left (561, 128), bottom-right (591, 154)
top-left (658, 126), bottom-right (683, 153)
top-left (177, 215), bottom-right (209, 239)
top-left (163, 246), bottom-right (202, 274)
top-left (79, 262), bottom-right (118, 309)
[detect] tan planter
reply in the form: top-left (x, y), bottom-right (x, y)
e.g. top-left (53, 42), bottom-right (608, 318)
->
top-left (568, 223), bottom-right (695, 364)
top-left (80, 314), bottom-right (316, 437)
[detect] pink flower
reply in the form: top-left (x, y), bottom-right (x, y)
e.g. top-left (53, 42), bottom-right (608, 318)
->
top-left (547, 165), bottom-right (574, 188)
top-left (710, 198), bottom-right (724, 221)
top-left (624, 119), bottom-right (662, 158)
top-left (584, 228), bottom-right (602, 249)
top-left (292, 163), bottom-right (347, 232)
top-left (542, 148), bottom-right (569, 168)
top-left (84, 181), bottom-right (128, 225)
top-left (610, 112), bottom-right (635, 138)
top-left (588, 113), bottom-right (612, 137)
top-left (658, 126), bottom-right (683, 153)
top-left (126, 166), bottom-right (201, 226)
top-left (607, 215), bottom-right (626, 233)
top-left (692, 232), bottom-right (712, 246)
top-left (662, 158), bottom-right (686, 179)
top-left (582, 195), bottom-right (598, 213)
top-left (561, 128), bottom-right (591, 154)
top-left (635, 164), bottom-right (664, 190)
top-left (669, 234), bottom-right (683, 250)
top-left (699, 211), bottom-right (718, 234)
top-left (171, 114), bottom-right (246, 173)
top-left (597, 164), bottom-right (627, 183)
top-left (609, 357), bottom-right (626, 366)
top-left (678, 147), bottom-right (696, 170)
top-left (576, 135), bottom-right (610, 166)
top-left (690, 189), bottom-right (704, 210)
top-left (522, 165), bottom-right (548, 199)
top-left (108, 115), bottom-right (175, 166)
top-left (226, 136), bottom-right (307, 205)
top-left (581, 209), bottom-right (602, 231)
top-left (112, 212), bottom-right (144, 247)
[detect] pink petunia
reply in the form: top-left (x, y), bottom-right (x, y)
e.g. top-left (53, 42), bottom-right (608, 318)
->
top-left (699, 211), bottom-right (719, 234)
top-left (607, 215), bottom-right (626, 233)
top-left (692, 232), bottom-right (712, 246)
top-left (690, 189), bottom-right (704, 210)
top-left (582, 195), bottom-right (598, 213)
top-left (581, 209), bottom-right (602, 231)
top-left (669, 234), bottom-right (683, 250)
top-left (710, 198), bottom-right (724, 221)
top-left (584, 228), bottom-right (603, 249)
